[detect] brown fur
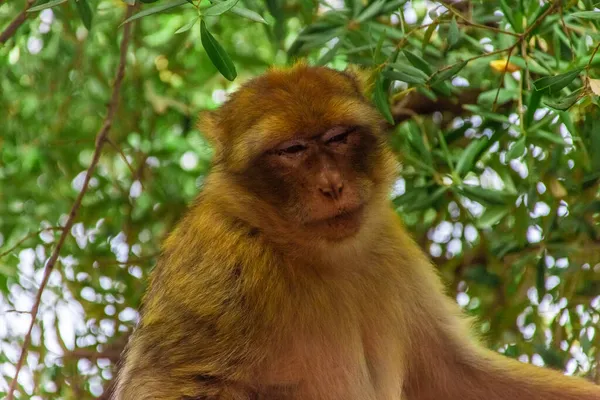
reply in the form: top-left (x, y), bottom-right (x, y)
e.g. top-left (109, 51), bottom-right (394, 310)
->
top-left (112, 63), bottom-right (600, 399)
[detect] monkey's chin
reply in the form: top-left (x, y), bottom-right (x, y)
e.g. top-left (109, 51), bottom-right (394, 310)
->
top-left (306, 205), bottom-right (365, 242)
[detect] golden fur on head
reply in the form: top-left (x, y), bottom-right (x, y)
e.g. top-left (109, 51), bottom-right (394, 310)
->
top-left (198, 62), bottom-right (383, 171)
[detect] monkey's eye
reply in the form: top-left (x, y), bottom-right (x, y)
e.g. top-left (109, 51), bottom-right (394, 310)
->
top-left (272, 140), bottom-right (308, 156)
top-left (322, 127), bottom-right (357, 145)
top-left (325, 131), bottom-right (350, 145)
top-left (281, 144), bottom-right (307, 154)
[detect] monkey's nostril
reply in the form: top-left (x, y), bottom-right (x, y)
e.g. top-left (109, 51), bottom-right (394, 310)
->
top-left (319, 183), bottom-right (343, 200)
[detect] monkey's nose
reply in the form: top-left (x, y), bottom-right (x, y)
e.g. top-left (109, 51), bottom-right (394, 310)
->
top-left (319, 182), bottom-right (344, 200)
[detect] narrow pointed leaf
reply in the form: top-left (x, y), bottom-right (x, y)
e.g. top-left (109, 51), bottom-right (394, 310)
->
top-left (373, 76), bottom-right (394, 124)
top-left (544, 89), bottom-right (583, 111)
top-left (383, 70), bottom-right (426, 85)
top-left (478, 89), bottom-right (518, 107)
top-left (75, 0), bottom-right (93, 30)
top-left (455, 137), bottom-right (490, 176)
top-left (403, 50), bottom-right (432, 75)
top-left (448, 16), bottom-right (459, 47)
top-left (571, 11), bottom-right (600, 20)
top-left (389, 62), bottom-right (430, 80)
top-left (317, 35), bottom-right (345, 65)
top-left (533, 68), bottom-right (583, 95)
top-left (230, 6), bottom-right (267, 24)
top-left (524, 88), bottom-right (542, 128)
top-left (28, 0), bottom-right (67, 12)
top-left (203, 0), bottom-right (239, 16)
top-left (357, 0), bottom-right (386, 22)
top-left (429, 60), bottom-right (467, 85)
top-left (175, 17), bottom-right (199, 34)
top-left (422, 20), bottom-right (438, 49)
top-left (506, 137), bottom-right (526, 160)
top-left (201, 20), bottom-right (237, 81)
top-left (121, 0), bottom-right (189, 26)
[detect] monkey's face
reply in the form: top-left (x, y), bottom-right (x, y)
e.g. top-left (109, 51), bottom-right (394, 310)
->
top-left (202, 64), bottom-right (396, 242)
top-left (246, 124), bottom-right (382, 241)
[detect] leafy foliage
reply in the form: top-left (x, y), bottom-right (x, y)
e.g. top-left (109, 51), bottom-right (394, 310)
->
top-left (1, 0), bottom-right (600, 398)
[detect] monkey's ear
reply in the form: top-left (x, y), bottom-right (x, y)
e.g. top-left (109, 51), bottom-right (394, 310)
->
top-left (342, 65), bottom-right (375, 98)
top-left (197, 110), bottom-right (224, 160)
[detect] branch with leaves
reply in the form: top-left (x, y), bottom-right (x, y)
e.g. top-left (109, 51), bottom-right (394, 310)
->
top-left (5, 6), bottom-right (136, 400)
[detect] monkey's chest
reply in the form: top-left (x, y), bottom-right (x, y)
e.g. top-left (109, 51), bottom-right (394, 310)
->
top-left (261, 324), bottom-right (405, 400)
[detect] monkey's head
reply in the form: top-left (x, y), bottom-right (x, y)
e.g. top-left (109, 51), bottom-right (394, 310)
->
top-left (200, 63), bottom-right (397, 244)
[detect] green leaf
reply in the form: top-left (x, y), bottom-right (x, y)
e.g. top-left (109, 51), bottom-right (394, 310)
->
top-left (403, 50), bottom-right (433, 75)
top-left (524, 89), bottom-right (543, 128)
top-left (570, 11), bottom-right (600, 20)
top-left (139, 0), bottom-right (161, 3)
top-left (455, 136), bottom-right (491, 176)
top-left (200, 20), bottom-right (237, 81)
top-left (357, 0), bottom-right (386, 23)
top-left (506, 137), bottom-right (526, 160)
top-left (27, 0), bottom-right (67, 12)
top-left (383, 70), bottom-right (425, 85)
top-left (203, 0), bottom-right (239, 16)
top-left (536, 255), bottom-right (546, 297)
top-left (373, 76), bottom-right (394, 124)
top-left (533, 68), bottom-right (583, 95)
top-left (422, 20), bottom-right (438, 50)
top-left (463, 105), bottom-right (511, 123)
top-left (477, 206), bottom-right (509, 228)
top-left (529, 130), bottom-right (566, 146)
top-left (175, 17), bottom-right (199, 34)
top-left (373, 29), bottom-right (387, 64)
top-left (499, 0), bottom-right (519, 31)
top-left (543, 88), bottom-right (583, 111)
top-left (75, 0), bottom-right (93, 30)
top-left (448, 16), bottom-right (460, 47)
top-left (121, 0), bottom-right (189, 26)
top-left (352, 0), bottom-right (363, 18)
top-left (526, 2), bottom-right (552, 36)
top-left (230, 6), bottom-right (267, 24)
top-left (477, 89), bottom-right (518, 107)
top-left (403, 187), bottom-right (448, 212)
top-left (389, 62), bottom-right (429, 80)
top-left (429, 60), bottom-right (468, 85)
top-left (458, 186), bottom-right (516, 206)
top-left (317, 35), bottom-right (345, 66)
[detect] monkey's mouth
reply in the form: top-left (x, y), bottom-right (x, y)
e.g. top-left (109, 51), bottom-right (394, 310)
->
top-left (306, 205), bottom-right (365, 233)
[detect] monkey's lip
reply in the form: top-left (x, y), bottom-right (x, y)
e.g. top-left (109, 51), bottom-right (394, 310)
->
top-left (306, 204), bottom-right (365, 227)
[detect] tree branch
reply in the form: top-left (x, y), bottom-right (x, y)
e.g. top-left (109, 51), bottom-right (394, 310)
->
top-left (5, 6), bottom-right (137, 400)
top-left (0, 227), bottom-right (62, 259)
top-left (392, 89), bottom-right (483, 124)
top-left (0, 0), bottom-right (36, 44)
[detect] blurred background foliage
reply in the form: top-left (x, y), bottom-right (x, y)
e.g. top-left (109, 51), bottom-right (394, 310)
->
top-left (1, 0), bottom-right (600, 398)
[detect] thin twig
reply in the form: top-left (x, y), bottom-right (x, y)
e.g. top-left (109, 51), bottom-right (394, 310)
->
top-left (5, 6), bottom-right (136, 400)
top-left (106, 137), bottom-right (142, 188)
top-left (456, 20), bottom-right (521, 37)
top-left (431, 46), bottom-right (514, 77)
top-left (0, 0), bottom-right (36, 44)
top-left (521, 1), bottom-right (559, 40)
top-left (587, 42), bottom-right (600, 72)
top-left (0, 227), bottom-right (62, 259)
top-left (558, 3), bottom-right (575, 59)
top-left (492, 46), bottom-right (516, 111)
top-left (444, 2), bottom-right (520, 38)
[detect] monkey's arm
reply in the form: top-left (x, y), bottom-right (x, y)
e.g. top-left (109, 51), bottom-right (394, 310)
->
top-left (405, 342), bottom-right (600, 400)
top-left (401, 256), bottom-right (600, 400)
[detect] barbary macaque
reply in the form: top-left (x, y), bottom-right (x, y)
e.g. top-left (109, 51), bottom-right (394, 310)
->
top-left (112, 63), bottom-right (600, 400)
